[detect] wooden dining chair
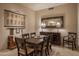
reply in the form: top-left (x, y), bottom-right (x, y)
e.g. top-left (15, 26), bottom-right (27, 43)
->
top-left (22, 33), bottom-right (36, 50)
top-left (63, 32), bottom-right (77, 50)
top-left (22, 33), bottom-right (29, 39)
top-left (15, 37), bottom-right (34, 56)
top-left (37, 36), bottom-right (50, 56)
top-left (49, 34), bottom-right (53, 51)
top-left (30, 32), bottom-right (36, 38)
top-left (44, 36), bottom-right (50, 55)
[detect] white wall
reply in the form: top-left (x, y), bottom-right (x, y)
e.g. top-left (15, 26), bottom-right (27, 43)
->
top-left (0, 3), bottom-right (36, 50)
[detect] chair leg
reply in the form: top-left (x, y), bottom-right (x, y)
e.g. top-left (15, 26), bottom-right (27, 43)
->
top-left (17, 49), bottom-right (20, 56)
top-left (50, 44), bottom-right (52, 51)
top-left (45, 47), bottom-right (49, 56)
top-left (47, 51), bottom-right (49, 55)
top-left (18, 52), bottom-right (20, 56)
top-left (40, 43), bottom-right (43, 56)
top-left (45, 49), bottom-right (47, 56)
top-left (72, 43), bottom-right (74, 50)
top-left (68, 42), bottom-right (69, 48)
top-left (47, 48), bottom-right (49, 55)
top-left (40, 50), bottom-right (43, 56)
top-left (74, 42), bottom-right (77, 49)
top-left (31, 52), bottom-right (34, 56)
top-left (63, 41), bottom-right (64, 47)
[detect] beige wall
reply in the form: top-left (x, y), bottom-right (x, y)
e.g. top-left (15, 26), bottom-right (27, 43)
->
top-left (78, 4), bottom-right (79, 47)
top-left (35, 3), bottom-right (77, 34)
top-left (0, 3), bottom-right (36, 50)
top-left (0, 3), bottom-right (78, 50)
top-left (35, 3), bottom-right (77, 45)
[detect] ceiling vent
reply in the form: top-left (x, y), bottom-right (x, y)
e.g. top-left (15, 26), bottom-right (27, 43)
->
top-left (48, 7), bottom-right (54, 10)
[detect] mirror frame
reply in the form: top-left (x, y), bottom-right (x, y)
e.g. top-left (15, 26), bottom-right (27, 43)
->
top-left (41, 16), bottom-right (64, 28)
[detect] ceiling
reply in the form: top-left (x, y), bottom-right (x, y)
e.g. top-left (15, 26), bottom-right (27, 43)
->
top-left (21, 3), bottom-right (65, 11)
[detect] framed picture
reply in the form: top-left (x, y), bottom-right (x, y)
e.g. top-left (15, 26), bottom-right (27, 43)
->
top-left (21, 29), bottom-right (23, 34)
top-left (4, 9), bottom-right (25, 28)
top-left (16, 28), bottom-right (20, 34)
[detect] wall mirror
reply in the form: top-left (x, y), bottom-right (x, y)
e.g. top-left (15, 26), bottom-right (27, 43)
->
top-left (41, 16), bottom-right (64, 28)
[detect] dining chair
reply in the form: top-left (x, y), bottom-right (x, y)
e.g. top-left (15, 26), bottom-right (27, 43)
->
top-left (22, 33), bottom-right (29, 39)
top-left (49, 34), bottom-right (53, 51)
top-left (22, 33), bottom-right (36, 50)
top-left (44, 36), bottom-right (50, 55)
top-left (37, 36), bottom-right (50, 56)
top-left (30, 32), bottom-right (36, 38)
top-left (15, 37), bottom-right (34, 56)
top-left (63, 32), bottom-right (77, 50)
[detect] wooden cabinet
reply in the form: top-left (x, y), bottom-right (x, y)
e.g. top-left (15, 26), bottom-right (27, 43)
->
top-left (51, 33), bottom-right (61, 45)
top-left (40, 32), bottom-right (61, 45)
top-left (8, 36), bottom-right (16, 49)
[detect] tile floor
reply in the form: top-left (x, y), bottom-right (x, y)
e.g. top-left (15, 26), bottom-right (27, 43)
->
top-left (0, 46), bottom-right (79, 56)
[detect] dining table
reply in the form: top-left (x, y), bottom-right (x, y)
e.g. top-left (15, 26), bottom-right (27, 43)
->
top-left (16, 35), bottom-right (48, 55)
top-left (25, 35), bottom-right (47, 56)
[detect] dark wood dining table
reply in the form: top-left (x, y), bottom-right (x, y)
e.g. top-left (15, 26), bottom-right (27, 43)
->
top-left (25, 35), bottom-right (47, 56)
top-left (16, 35), bottom-right (47, 56)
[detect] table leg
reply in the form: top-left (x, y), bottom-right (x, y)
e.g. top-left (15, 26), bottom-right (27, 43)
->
top-left (34, 46), bottom-right (38, 56)
top-left (40, 43), bottom-right (44, 56)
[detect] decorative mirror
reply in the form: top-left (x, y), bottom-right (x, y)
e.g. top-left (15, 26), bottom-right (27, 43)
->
top-left (41, 16), bottom-right (64, 28)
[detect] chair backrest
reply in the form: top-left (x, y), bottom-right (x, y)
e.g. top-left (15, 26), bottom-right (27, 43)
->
top-left (49, 34), bottom-right (53, 43)
top-left (22, 33), bottom-right (29, 39)
top-left (15, 37), bottom-right (27, 54)
top-left (68, 32), bottom-right (77, 41)
top-left (30, 32), bottom-right (36, 38)
top-left (43, 35), bottom-right (50, 47)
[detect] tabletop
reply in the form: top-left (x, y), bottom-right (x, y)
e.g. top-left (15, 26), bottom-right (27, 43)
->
top-left (26, 37), bottom-right (44, 45)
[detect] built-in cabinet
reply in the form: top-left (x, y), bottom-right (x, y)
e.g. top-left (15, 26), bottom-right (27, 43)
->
top-left (40, 32), bottom-right (61, 45)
